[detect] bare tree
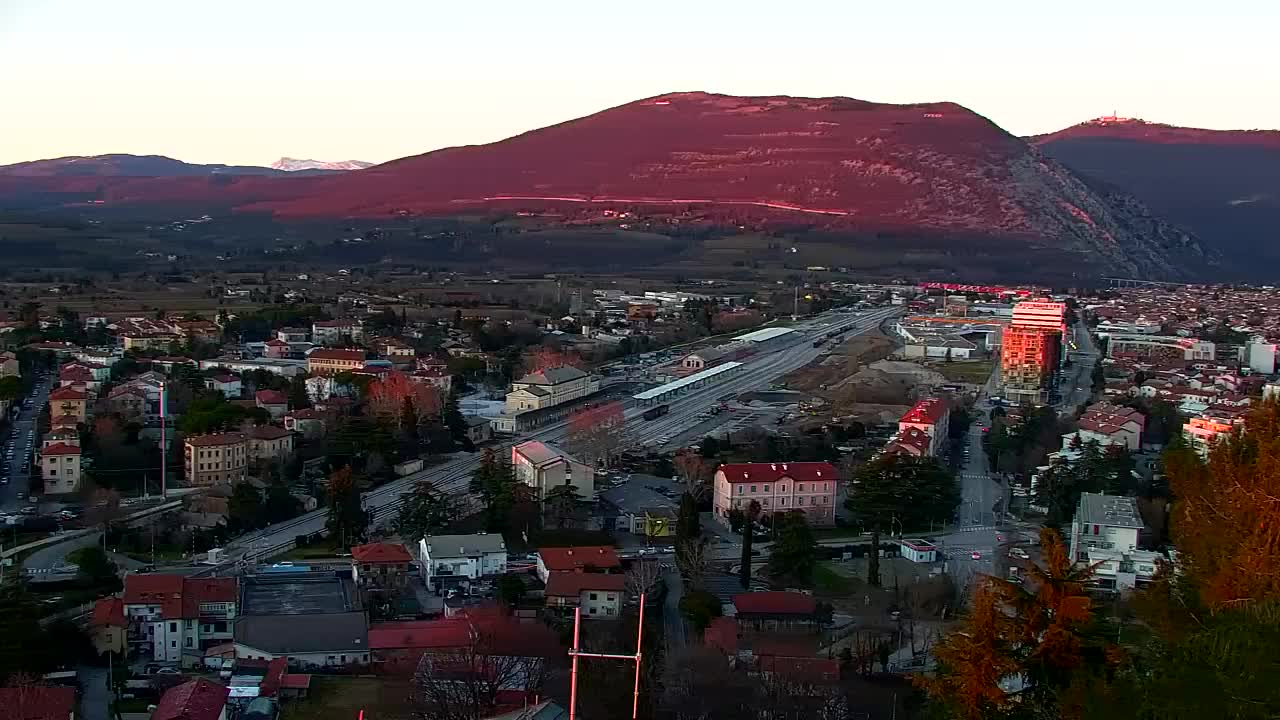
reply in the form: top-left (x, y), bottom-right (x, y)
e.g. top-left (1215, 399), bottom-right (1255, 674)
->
top-left (626, 559), bottom-right (662, 601)
top-left (673, 448), bottom-right (713, 500)
top-left (410, 629), bottom-right (548, 720)
top-left (675, 538), bottom-right (709, 590)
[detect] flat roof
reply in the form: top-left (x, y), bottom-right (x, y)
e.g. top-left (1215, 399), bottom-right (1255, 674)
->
top-left (240, 572), bottom-right (358, 616)
top-left (1077, 492), bottom-right (1143, 529)
top-left (632, 361), bottom-right (742, 401)
top-left (733, 327), bottom-right (796, 343)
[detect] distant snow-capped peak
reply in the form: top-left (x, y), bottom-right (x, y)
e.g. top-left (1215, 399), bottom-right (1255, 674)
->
top-left (270, 157), bottom-right (373, 172)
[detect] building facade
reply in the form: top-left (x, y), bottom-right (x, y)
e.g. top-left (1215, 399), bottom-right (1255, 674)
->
top-left (511, 440), bottom-right (594, 501)
top-left (1001, 325), bottom-right (1061, 405)
top-left (504, 366), bottom-right (599, 414)
top-left (184, 433), bottom-right (248, 486)
top-left (1067, 492), bottom-right (1157, 593)
top-left (417, 533), bottom-right (508, 592)
top-left (712, 462), bottom-right (840, 528)
top-left (40, 442), bottom-right (82, 494)
top-left (896, 397), bottom-right (950, 456)
top-left (306, 349), bottom-right (368, 376)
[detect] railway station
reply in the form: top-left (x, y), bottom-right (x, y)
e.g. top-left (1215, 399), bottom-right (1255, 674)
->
top-left (631, 361), bottom-right (744, 406)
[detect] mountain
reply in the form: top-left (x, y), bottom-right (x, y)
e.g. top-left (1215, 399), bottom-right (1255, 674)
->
top-left (0, 94), bottom-right (1209, 279)
top-left (270, 157), bottom-right (374, 172)
top-left (1035, 116), bottom-right (1280, 278)
top-left (0, 153), bottom-right (287, 177)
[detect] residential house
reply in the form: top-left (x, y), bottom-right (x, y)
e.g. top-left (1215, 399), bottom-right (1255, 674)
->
top-left (544, 572), bottom-right (626, 618)
top-left (896, 397), bottom-right (950, 457)
top-left (463, 416), bottom-right (492, 444)
top-left (418, 533), bottom-right (507, 592)
top-left (40, 443), bottom-right (82, 495)
top-left (0, 351), bottom-right (18, 378)
top-left (184, 433), bottom-right (248, 486)
top-left (122, 574), bottom-right (238, 666)
top-left (306, 348), bottom-right (367, 376)
top-left (246, 425), bottom-right (294, 462)
top-left (283, 409), bottom-right (326, 439)
top-left (535, 546), bottom-right (620, 583)
top-left (152, 678), bottom-right (229, 720)
top-left (680, 347), bottom-right (730, 372)
top-left (880, 426), bottom-right (931, 458)
top-left (255, 390), bottom-right (288, 419)
top-left (89, 596), bottom-right (127, 656)
top-left (1183, 414), bottom-right (1242, 458)
top-left (105, 386), bottom-right (148, 419)
top-left (58, 365), bottom-right (102, 395)
top-left (48, 385), bottom-right (88, 424)
top-left (207, 374), bottom-right (243, 399)
top-left (712, 462), bottom-right (840, 528)
top-left (410, 365), bottom-right (453, 394)
top-left (263, 338), bottom-right (290, 359)
top-left (311, 320), bottom-right (363, 346)
top-left (351, 542), bottom-right (414, 592)
top-left (277, 327), bottom-right (310, 343)
top-left (1065, 402), bottom-right (1146, 452)
top-left (511, 441), bottom-right (593, 501)
top-left (504, 366), bottom-right (598, 414)
top-left (0, 686), bottom-right (76, 720)
top-left (373, 337), bottom-right (416, 363)
top-left (730, 592), bottom-right (820, 629)
top-left (1067, 492), bottom-right (1158, 593)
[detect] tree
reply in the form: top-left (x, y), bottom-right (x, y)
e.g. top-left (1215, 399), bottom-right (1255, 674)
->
top-left (922, 583), bottom-right (1021, 720)
top-left (676, 492), bottom-right (701, 540)
top-left (543, 483), bottom-right (582, 530)
top-left (442, 393), bottom-right (468, 442)
top-left (520, 346), bottom-right (581, 376)
top-left (468, 448), bottom-right (521, 533)
top-left (287, 373), bottom-right (311, 410)
top-left (847, 455), bottom-right (959, 586)
top-left (325, 467), bottom-right (369, 548)
top-left (400, 396), bottom-right (420, 441)
top-left (565, 401), bottom-right (625, 467)
top-left (227, 482), bottom-right (265, 534)
top-left (263, 482), bottom-right (301, 524)
top-left (766, 511), bottom-right (817, 586)
top-left (395, 481), bottom-right (456, 540)
top-left (495, 574), bottom-right (525, 609)
top-left (410, 627), bottom-right (548, 720)
top-left (0, 375), bottom-right (20, 402)
top-left (367, 371), bottom-right (441, 427)
top-left (673, 448), bottom-right (713, 500)
top-left (739, 499), bottom-right (761, 589)
top-left (678, 589), bottom-right (722, 635)
top-left (76, 545), bottom-right (120, 590)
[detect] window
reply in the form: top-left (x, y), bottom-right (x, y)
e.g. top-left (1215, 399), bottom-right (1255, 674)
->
top-left (589, 593), bottom-right (598, 601)
top-left (186, 637), bottom-right (193, 648)
top-left (737, 486), bottom-right (744, 496)
top-left (824, 483), bottom-right (830, 491)
top-left (762, 498), bottom-right (770, 507)
top-left (169, 622), bottom-right (177, 633)
top-left (606, 607), bottom-right (615, 616)
top-left (780, 498), bottom-right (787, 506)
top-left (780, 485), bottom-right (786, 492)
top-left (589, 607), bottom-right (598, 615)
top-left (797, 483), bottom-right (805, 491)
top-left (764, 485), bottom-right (770, 493)
top-left (822, 496), bottom-right (828, 504)
top-left (607, 595), bottom-right (616, 601)
top-left (750, 485), bottom-right (756, 493)
top-left (171, 640), bottom-right (177, 648)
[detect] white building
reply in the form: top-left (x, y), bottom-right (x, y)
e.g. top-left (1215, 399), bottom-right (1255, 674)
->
top-left (1245, 336), bottom-right (1277, 375)
top-left (417, 533), bottom-right (508, 592)
top-left (504, 366), bottom-right (599, 414)
top-left (511, 440), bottom-right (594, 501)
top-left (1068, 493), bottom-right (1157, 593)
top-left (899, 539), bottom-right (938, 564)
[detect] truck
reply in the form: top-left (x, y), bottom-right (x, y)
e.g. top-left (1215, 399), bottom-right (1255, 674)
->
top-left (642, 404), bottom-right (670, 421)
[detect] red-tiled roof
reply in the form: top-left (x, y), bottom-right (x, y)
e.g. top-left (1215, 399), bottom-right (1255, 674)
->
top-left (90, 596), bottom-right (126, 627)
top-left (703, 616), bottom-right (738, 655)
top-left (351, 542), bottom-right (412, 564)
top-left (246, 425), bottom-right (292, 440)
top-left (151, 678), bottom-right (229, 720)
top-left (58, 367), bottom-right (93, 382)
top-left (264, 339), bottom-right (289, 347)
top-left (184, 432), bottom-right (246, 448)
top-left (279, 674), bottom-right (312, 690)
top-left (544, 571), bottom-right (626, 598)
top-left (255, 389), bottom-right (287, 405)
top-left (900, 396), bottom-right (948, 425)
top-left (732, 591), bottom-right (817, 616)
top-left (212, 374), bottom-right (239, 383)
top-left (40, 442), bottom-right (81, 456)
top-left (123, 573), bottom-right (184, 605)
top-left (0, 686), bottom-right (76, 720)
top-left (179, 578), bottom-right (237, 618)
top-left (537, 546), bottom-right (620, 572)
top-left (48, 386), bottom-right (87, 401)
top-left (258, 657), bottom-right (288, 698)
top-left (287, 408), bottom-right (323, 420)
top-left (715, 462), bottom-right (838, 485)
top-left (369, 619), bottom-right (474, 650)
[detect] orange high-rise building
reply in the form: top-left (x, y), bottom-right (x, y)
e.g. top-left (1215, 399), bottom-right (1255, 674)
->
top-left (1001, 325), bottom-right (1061, 405)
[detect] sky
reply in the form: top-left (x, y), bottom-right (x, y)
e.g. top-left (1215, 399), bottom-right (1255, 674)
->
top-left (2, 0), bottom-right (1277, 166)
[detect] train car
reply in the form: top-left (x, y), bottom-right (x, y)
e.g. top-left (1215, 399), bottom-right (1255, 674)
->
top-left (642, 404), bottom-right (670, 421)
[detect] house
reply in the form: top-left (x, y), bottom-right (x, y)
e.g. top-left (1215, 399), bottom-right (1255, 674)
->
top-left (207, 374), bottom-right (243, 399)
top-left (368, 611), bottom-right (559, 674)
top-left (0, 351), bottom-right (18, 378)
top-left (1183, 414), bottom-right (1241, 458)
top-left (122, 333), bottom-right (180, 352)
top-left (712, 462), bottom-right (840, 528)
top-left (263, 338), bottom-right (290, 359)
top-left (58, 365), bottom-right (101, 395)
top-left (306, 348), bottom-right (368, 376)
top-left (880, 426), bottom-right (931, 458)
top-left (544, 572), bottom-right (626, 618)
top-left (246, 425), bottom-right (294, 462)
top-left (152, 678), bottom-right (230, 720)
top-left (89, 596), bottom-right (127, 656)
top-left (40, 443), bottom-right (82, 495)
top-left (0, 686), bottom-right (76, 720)
top-left (511, 441), bottom-right (593, 501)
top-left (504, 366), bottom-right (598, 414)
top-left (598, 482), bottom-right (678, 539)
top-left (277, 327), bottom-right (310, 343)
top-left (896, 397), bottom-right (950, 457)
top-left (418, 533), bottom-right (507, 592)
top-left (1066, 402), bottom-right (1146, 451)
top-left (730, 592), bottom-right (819, 629)
top-left (283, 409), bottom-right (326, 439)
top-left (254, 389), bottom-right (288, 419)
top-left (680, 346), bottom-right (730, 372)
top-left (233, 571), bottom-right (369, 668)
top-left (1067, 492), bottom-right (1158, 593)
top-left (122, 574), bottom-right (238, 666)
top-left (373, 337), bottom-right (416, 362)
top-left (184, 433), bottom-right (248, 486)
top-left (411, 364), bottom-right (453, 394)
top-left (105, 386), bottom-right (148, 419)
top-left (311, 320), bottom-right (364, 346)
top-left (464, 416), bottom-right (492, 444)
top-left (351, 542), bottom-right (414, 592)
top-left (535, 546), bottom-right (620, 583)
top-left (48, 385), bottom-right (88, 423)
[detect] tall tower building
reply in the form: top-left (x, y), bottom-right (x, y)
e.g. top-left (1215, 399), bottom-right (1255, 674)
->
top-left (1001, 300), bottom-right (1066, 405)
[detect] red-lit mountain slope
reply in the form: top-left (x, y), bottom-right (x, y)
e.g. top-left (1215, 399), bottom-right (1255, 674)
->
top-left (1035, 117), bottom-right (1280, 278)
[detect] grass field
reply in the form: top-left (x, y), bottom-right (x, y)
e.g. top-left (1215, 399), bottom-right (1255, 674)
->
top-left (936, 360), bottom-right (995, 385)
top-left (282, 676), bottom-right (413, 720)
top-left (814, 562), bottom-right (858, 596)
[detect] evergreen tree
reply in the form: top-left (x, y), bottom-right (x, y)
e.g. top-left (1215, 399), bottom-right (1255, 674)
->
top-left (766, 511), bottom-right (817, 586)
top-left (544, 484), bottom-right (582, 529)
top-left (287, 373), bottom-right (311, 410)
top-left (227, 482), bottom-right (265, 533)
top-left (469, 448), bottom-right (520, 532)
top-left (400, 396), bottom-right (419, 441)
top-left (739, 499), bottom-right (761, 589)
top-left (325, 467), bottom-right (369, 548)
top-left (395, 480), bottom-right (456, 540)
top-left (443, 392), bottom-right (467, 441)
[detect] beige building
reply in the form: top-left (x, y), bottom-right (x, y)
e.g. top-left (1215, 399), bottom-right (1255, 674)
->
top-left (512, 440), bottom-right (594, 501)
top-left (0, 351), bottom-right (18, 378)
top-left (185, 432), bottom-right (248, 486)
top-left (41, 442), bottom-right (83, 495)
top-left (307, 348), bottom-right (368, 376)
top-left (246, 425), bottom-right (295, 461)
top-left (48, 385), bottom-right (89, 424)
top-left (121, 333), bottom-right (181, 351)
top-left (504, 366), bottom-right (598, 414)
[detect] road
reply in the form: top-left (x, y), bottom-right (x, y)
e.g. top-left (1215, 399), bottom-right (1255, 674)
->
top-left (1058, 319), bottom-right (1100, 416)
top-left (3, 373), bottom-right (54, 510)
top-left (220, 306), bottom-right (902, 568)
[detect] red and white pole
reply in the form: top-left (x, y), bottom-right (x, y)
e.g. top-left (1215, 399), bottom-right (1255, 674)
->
top-left (159, 381), bottom-right (167, 499)
top-left (569, 606), bottom-right (581, 720)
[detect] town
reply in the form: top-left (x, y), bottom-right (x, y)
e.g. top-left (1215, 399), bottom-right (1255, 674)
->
top-left (0, 273), bottom-right (1275, 720)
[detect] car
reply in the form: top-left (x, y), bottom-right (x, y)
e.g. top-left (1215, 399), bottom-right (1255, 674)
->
top-left (971, 551), bottom-right (982, 560)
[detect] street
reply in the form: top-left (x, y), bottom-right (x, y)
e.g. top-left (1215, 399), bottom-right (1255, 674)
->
top-left (218, 307), bottom-right (903, 570)
top-left (3, 373), bottom-right (54, 510)
top-left (1058, 318), bottom-right (1101, 416)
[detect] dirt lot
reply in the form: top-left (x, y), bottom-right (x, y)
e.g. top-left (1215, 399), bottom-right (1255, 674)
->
top-left (784, 329), bottom-right (951, 416)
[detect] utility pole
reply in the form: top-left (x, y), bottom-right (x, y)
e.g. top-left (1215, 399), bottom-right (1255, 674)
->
top-left (792, 286), bottom-right (799, 321)
top-left (159, 381), bottom-right (167, 499)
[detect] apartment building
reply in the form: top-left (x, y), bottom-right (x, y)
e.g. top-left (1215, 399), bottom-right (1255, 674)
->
top-left (896, 397), bottom-right (950, 456)
top-left (306, 348), bottom-right (368, 376)
top-left (1104, 334), bottom-right (1216, 362)
top-left (350, 542), bottom-right (414, 593)
top-left (1001, 325), bottom-right (1061, 405)
top-left (123, 574), bottom-right (238, 667)
top-left (184, 432), bottom-right (248, 486)
top-left (417, 533), bottom-right (508, 592)
top-left (1183, 414), bottom-right (1241, 457)
top-left (712, 462), bottom-right (840, 528)
top-left (246, 425), bottom-right (294, 461)
top-left (1067, 493), bottom-right (1158, 593)
top-left (40, 442), bottom-right (83, 495)
top-left (48, 385), bottom-right (89, 424)
top-left (311, 320), bottom-right (364, 346)
top-left (544, 573), bottom-right (626, 618)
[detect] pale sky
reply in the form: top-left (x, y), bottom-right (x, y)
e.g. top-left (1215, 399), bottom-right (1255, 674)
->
top-left (2, 0), bottom-right (1276, 166)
